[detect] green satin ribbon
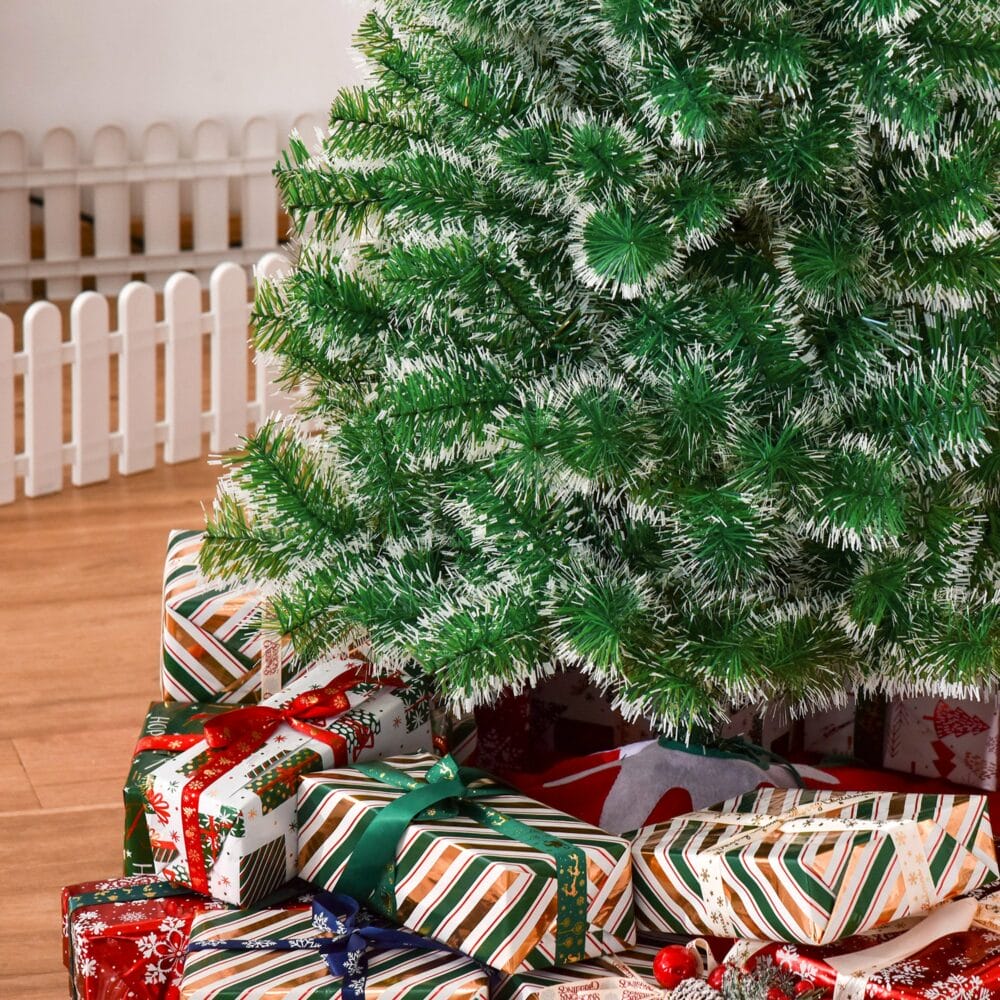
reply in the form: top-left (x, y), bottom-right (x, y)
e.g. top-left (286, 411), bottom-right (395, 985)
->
top-left (335, 754), bottom-right (590, 965)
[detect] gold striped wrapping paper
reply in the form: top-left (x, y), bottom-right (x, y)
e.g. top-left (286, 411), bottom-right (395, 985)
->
top-left (491, 944), bottom-right (661, 1000)
top-left (162, 529), bottom-right (305, 704)
top-left (296, 753), bottom-right (637, 974)
top-left (631, 787), bottom-right (998, 946)
top-left (180, 906), bottom-right (492, 1000)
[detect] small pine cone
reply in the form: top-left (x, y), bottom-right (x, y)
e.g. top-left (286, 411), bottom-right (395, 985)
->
top-left (667, 979), bottom-right (717, 1000)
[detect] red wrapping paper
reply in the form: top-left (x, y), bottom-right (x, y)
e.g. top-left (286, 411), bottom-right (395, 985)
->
top-left (747, 886), bottom-right (1000, 999)
top-left (61, 875), bottom-right (229, 1000)
top-left (754, 930), bottom-right (1000, 998)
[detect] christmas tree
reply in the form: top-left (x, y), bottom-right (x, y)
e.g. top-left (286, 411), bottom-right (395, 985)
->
top-left (202, 0), bottom-right (1000, 734)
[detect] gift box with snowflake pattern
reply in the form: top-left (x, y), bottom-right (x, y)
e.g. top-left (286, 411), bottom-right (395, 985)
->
top-left (179, 903), bottom-right (492, 1000)
top-left (734, 882), bottom-right (1000, 999)
top-left (61, 874), bottom-right (228, 1000)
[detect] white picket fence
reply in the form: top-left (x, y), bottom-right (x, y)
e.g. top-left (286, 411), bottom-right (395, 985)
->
top-left (0, 253), bottom-right (295, 505)
top-left (0, 114), bottom-right (322, 301)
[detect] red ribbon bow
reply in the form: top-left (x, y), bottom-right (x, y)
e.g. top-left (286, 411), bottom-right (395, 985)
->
top-left (198, 667), bottom-right (368, 755)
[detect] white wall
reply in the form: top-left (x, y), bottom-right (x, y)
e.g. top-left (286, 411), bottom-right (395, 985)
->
top-left (0, 0), bottom-right (368, 156)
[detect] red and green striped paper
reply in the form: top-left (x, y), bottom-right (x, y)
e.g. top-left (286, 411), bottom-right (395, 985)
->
top-left (162, 529), bottom-right (305, 704)
top-left (631, 787), bottom-right (998, 945)
top-left (296, 753), bottom-right (636, 973)
top-left (180, 906), bottom-right (491, 1000)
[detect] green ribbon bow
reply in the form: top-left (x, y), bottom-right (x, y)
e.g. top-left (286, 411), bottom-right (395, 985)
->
top-left (335, 754), bottom-right (590, 966)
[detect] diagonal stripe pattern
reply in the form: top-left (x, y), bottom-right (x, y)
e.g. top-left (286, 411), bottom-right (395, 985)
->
top-left (297, 754), bottom-right (636, 974)
top-left (162, 529), bottom-right (306, 704)
top-left (631, 787), bottom-right (998, 945)
top-left (180, 906), bottom-right (492, 1000)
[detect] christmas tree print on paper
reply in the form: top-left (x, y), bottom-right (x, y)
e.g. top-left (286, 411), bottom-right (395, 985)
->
top-left (924, 701), bottom-right (991, 739)
top-left (396, 675), bottom-right (434, 731)
top-left (199, 0), bottom-right (1000, 733)
top-left (246, 747), bottom-right (322, 812)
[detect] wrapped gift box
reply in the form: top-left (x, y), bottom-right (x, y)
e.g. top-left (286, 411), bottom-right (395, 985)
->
top-left (509, 738), bottom-right (798, 836)
top-left (884, 696), bottom-right (1000, 791)
top-left (62, 874), bottom-right (227, 999)
top-left (724, 697), bottom-right (886, 763)
top-left (125, 700), bottom-right (231, 876)
top-left (475, 670), bottom-right (653, 774)
top-left (798, 699), bottom-right (858, 757)
top-left (735, 885), bottom-right (1000, 999)
top-left (145, 658), bottom-right (435, 904)
top-left (297, 753), bottom-right (636, 973)
top-left (179, 893), bottom-right (491, 1000)
top-left (162, 529), bottom-right (306, 704)
top-left (492, 944), bottom-right (659, 1000)
top-left (631, 787), bottom-right (998, 945)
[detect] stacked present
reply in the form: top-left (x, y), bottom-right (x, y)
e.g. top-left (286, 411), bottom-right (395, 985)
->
top-left (61, 529), bottom-right (1000, 1000)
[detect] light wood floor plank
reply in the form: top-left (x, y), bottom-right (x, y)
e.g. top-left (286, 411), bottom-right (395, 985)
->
top-left (0, 739), bottom-right (41, 812)
top-left (0, 458), bottom-right (222, 995)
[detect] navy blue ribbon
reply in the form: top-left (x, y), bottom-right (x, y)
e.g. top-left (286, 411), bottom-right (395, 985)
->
top-left (186, 893), bottom-right (458, 1000)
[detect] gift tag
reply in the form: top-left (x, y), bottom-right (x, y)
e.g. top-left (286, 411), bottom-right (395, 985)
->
top-left (260, 636), bottom-right (283, 697)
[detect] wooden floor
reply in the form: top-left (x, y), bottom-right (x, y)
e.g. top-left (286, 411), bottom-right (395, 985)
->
top-left (0, 459), bottom-right (223, 997)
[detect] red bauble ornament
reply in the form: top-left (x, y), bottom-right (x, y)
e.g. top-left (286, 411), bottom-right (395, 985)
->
top-left (652, 945), bottom-right (699, 989)
top-left (706, 964), bottom-right (727, 991)
top-left (766, 988), bottom-right (790, 1000)
top-left (793, 983), bottom-right (816, 996)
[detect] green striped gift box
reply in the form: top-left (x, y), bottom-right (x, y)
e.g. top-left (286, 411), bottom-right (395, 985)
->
top-left (296, 753), bottom-right (636, 974)
top-left (492, 944), bottom-right (660, 1000)
top-left (179, 906), bottom-right (491, 1000)
top-left (631, 787), bottom-right (999, 945)
top-left (162, 529), bottom-right (306, 704)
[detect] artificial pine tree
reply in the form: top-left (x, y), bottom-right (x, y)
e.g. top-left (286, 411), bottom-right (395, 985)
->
top-left (202, 0), bottom-right (1000, 734)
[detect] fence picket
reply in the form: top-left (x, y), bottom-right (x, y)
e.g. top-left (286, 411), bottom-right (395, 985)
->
top-left (254, 252), bottom-right (294, 421)
top-left (118, 281), bottom-right (157, 475)
top-left (23, 301), bottom-right (63, 496)
top-left (193, 120), bottom-right (230, 282)
top-left (3, 255), bottom-right (302, 505)
top-left (292, 113), bottom-right (322, 153)
top-left (41, 128), bottom-right (81, 299)
top-left (0, 130), bottom-right (30, 301)
top-left (92, 125), bottom-right (131, 294)
top-left (0, 113), bottom-right (326, 298)
top-left (163, 270), bottom-right (202, 462)
top-left (0, 314), bottom-right (13, 503)
top-left (241, 117), bottom-right (278, 250)
top-left (210, 263), bottom-right (249, 451)
top-left (71, 292), bottom-right (111, 485)
top-left (142, 123), bottom-right (181, 289)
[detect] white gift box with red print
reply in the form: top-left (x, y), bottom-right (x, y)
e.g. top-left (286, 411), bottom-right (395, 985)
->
top-left (883, 696), bottom-right (1000, 791)
top-left (142, 657), bottom-right (434, 905)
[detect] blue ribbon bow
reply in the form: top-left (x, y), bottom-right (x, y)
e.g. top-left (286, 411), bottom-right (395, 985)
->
top-left (186, 893), bottom-right (458, 1000)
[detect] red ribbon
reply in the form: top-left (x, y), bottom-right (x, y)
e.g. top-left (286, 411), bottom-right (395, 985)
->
top-left (137, 665), bottom-right (400, 895)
